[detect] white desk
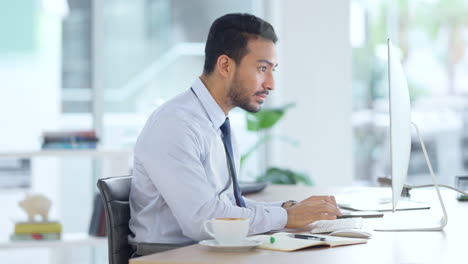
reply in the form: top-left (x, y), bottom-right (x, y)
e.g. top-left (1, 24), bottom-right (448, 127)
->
top-left (130, 185), bottom-right (468, 264)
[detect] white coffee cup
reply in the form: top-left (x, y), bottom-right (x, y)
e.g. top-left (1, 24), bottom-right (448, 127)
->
top-left (203, 218), bottom-right (249, 245)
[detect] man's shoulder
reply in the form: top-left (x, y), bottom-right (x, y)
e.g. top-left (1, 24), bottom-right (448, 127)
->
top-left (135, 90), bottom-right (214, 155)
top-left (158, 97), bottom-right (201, 121)
top-left (145, 91), bottom-right (211, 132)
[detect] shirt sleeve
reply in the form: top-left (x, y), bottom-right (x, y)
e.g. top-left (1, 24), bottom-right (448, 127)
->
top-left (243, 197), bottom-right (284, 208)
top-left (225, 193), bottom-right (287, 230)
top-left (136, 112), bottom-right (287, 241)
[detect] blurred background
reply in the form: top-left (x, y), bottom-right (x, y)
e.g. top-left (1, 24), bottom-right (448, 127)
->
top-left (1, 0), bottom-right (468, 263)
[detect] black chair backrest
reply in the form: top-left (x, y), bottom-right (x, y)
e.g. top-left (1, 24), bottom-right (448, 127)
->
top-left (97, 176), bottom-right (133, 264)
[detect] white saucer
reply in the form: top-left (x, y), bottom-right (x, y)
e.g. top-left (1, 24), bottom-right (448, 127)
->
top-left (199, 239), bottom-right (262, 252)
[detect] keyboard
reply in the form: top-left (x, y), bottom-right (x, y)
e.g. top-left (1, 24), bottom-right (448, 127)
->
top-left (310, 218), bottom-right (363, 233)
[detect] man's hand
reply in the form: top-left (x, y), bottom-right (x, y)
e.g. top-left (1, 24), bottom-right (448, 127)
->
top-left (285, 196), bottom-right (342, 229)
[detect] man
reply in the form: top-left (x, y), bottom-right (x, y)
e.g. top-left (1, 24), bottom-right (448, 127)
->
top-left (129, 13), bottom-right (342, 254)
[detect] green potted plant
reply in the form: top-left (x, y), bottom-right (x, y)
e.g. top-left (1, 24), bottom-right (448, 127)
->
top-left (241, 103), bottom-right (313, 185)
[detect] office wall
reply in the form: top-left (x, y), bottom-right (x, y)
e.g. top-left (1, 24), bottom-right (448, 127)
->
top-left (0, 12), bottom-right (63, 263)
top-left (271, 0), bottom-right (353, 187)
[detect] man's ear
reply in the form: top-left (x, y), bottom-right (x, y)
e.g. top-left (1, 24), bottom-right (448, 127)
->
top-left (216, 55), bottom-right (234, 78)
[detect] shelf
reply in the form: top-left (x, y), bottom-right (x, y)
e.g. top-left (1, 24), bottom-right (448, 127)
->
top-left (0, 233), bottom-right (107, 249)
top-left (0, 149), bottom-right (132, 159)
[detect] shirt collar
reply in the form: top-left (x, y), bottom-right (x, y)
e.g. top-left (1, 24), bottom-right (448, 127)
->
top-left (191, 77), bottom-right (227, 129)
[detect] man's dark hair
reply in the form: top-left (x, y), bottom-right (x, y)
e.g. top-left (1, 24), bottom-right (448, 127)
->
top-left (203, 13), bottom-right (278, 74)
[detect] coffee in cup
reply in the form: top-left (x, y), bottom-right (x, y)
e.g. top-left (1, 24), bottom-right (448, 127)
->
top-left (203, 218), bottom-right (249, 245)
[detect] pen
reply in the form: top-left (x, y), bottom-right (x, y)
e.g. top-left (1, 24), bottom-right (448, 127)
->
top-left (289, 234), bottom-right (326, 241)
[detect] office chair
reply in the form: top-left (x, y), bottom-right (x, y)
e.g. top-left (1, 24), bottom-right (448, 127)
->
top-left (97, 175), bottom-right (133, 264)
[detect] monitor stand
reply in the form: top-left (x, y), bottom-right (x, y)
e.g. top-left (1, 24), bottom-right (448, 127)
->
top-left (375, 122), bottom-right (448, 231)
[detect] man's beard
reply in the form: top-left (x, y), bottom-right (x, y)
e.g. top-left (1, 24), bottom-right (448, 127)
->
top-left (228, 72), bottom-right (263, 113)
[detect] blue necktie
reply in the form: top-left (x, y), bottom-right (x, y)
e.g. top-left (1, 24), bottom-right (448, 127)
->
top-left (220, 118), bottom-right (246, 207)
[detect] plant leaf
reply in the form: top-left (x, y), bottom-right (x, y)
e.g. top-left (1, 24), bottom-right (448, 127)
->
top-left (256, 167), bottom-right (313, 186)
top-left (246, 103), bottom-right (295, 131)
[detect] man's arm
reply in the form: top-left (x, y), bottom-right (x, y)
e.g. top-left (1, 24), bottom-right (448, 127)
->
top-left (284, 196), bottom-right (342, 228)
top-left (244, 194), bottom-right (343, 228)
top-left (231, 188), bottom-right (342, 229)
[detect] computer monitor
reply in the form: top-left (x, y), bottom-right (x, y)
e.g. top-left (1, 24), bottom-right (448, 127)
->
top-left (380, 38), bottom-right (448, 231)
top-left (387, 38), bottom-right (412, 212)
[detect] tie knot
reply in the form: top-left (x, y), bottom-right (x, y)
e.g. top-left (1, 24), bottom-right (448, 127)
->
top-left (220, 118), bottom-right (231, 136)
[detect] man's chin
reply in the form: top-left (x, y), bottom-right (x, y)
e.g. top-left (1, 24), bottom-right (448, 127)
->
top-left (242, 103), bottom-right (262, 113)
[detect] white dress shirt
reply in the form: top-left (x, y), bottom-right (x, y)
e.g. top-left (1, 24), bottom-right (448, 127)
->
top-left (129, 78), bottom-right (287, 244)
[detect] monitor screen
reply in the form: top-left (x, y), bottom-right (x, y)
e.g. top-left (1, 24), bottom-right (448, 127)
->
top-left (387, 38), bottom-right (412, 212)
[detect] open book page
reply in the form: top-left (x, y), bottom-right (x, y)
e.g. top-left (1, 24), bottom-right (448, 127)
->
top-left (251, 232), bottom-right (367, 252)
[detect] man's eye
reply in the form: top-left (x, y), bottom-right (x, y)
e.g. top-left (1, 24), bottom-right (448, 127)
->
top-left (259, 66), bottom-right (267, 72)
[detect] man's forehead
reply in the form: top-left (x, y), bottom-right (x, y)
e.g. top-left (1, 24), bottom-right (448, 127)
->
top-left (246, 38), bottom-right (278, 64)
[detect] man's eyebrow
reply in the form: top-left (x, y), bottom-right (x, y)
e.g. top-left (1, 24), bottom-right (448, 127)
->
top-left (257, 59), bottom-right (278, 68)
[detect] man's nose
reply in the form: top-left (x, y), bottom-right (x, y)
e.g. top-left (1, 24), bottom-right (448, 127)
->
top-left (263, 71), bottom-right (275, 90)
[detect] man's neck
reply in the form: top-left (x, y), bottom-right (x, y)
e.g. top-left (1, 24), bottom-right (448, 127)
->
top-left (199, 74), bottom-right (232, 115)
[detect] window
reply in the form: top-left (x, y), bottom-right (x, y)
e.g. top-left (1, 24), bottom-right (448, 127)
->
top-left (351, 0), bottom-right (468, 185)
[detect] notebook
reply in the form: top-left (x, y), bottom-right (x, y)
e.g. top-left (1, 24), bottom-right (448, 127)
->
top-left (251, 232), bottom-right (367, 252)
